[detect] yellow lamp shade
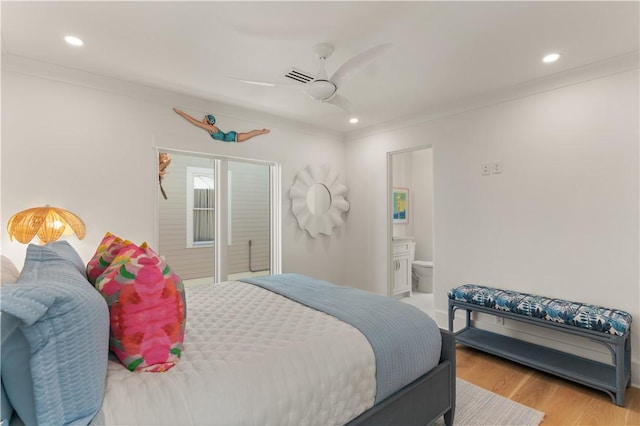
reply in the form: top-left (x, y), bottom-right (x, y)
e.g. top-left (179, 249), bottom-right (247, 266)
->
top-left (7, 206), bottom-right (86, 244)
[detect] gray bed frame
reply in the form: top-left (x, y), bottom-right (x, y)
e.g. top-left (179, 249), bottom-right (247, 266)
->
top-left (347, 329), bottom-right (456, 426)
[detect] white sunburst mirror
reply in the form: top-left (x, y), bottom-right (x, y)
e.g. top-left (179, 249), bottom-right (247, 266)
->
top-left (290, 165), bottom-right (350, 238)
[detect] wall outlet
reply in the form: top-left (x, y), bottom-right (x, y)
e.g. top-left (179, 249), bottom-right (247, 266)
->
top-left (492, 161), bottom-right (503, 174)
top-left (481, 163), bottom-right (491, 176)
top-left (495, 316), bottom-right (504, 325)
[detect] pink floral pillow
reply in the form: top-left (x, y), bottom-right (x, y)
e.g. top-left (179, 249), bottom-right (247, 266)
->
top-left (86, 232), bottom-right (125, 284)
top-left (95, 241), bottom-right (186, 372)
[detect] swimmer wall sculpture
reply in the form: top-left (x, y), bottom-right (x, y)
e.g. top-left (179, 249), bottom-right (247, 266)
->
top-left (173, 108), bottom-right (269, 143)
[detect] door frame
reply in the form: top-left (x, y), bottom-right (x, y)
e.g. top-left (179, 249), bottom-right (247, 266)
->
top-left (386, 144), bottom-right (433, 297)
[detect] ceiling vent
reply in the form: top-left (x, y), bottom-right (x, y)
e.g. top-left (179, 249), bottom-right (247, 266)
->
top-left (283, 68), bottom-right (317, 84)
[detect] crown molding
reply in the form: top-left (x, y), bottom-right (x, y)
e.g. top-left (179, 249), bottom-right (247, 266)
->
top-left (4, 50), bottom-right (637, 143)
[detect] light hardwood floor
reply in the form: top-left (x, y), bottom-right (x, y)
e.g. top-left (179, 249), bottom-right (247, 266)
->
top-left (456, 346), bottom-right (640, 425)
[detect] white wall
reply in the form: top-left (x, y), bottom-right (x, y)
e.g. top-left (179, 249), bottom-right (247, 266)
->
top-left (0, 55), bottom-right (349, 285)
top-left (345, 66), bottom-right (639, 385)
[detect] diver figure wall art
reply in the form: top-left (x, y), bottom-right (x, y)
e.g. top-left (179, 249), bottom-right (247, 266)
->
top-left (173, 108), bottom-right (270, 143)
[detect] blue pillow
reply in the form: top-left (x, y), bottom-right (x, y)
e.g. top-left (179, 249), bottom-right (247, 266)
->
top-left (44, 240), bottom-right (87, 278)
top-left (0, 244), bottom-right (109, 425)
top-left (1, 312), bottom-right (35, 426)
top-left (1, 382), bottom-right (13, 425)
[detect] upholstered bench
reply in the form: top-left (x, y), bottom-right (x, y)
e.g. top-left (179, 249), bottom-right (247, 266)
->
top-left (448, 284), bottom-right (632, 406)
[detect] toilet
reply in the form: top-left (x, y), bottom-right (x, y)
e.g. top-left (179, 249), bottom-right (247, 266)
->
top-left (412, 260), bottom-right (434, 293)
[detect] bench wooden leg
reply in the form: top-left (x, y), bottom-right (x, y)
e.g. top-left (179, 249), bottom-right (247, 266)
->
top-left (614, 335), bottom-right (631, 406)
top-left (448, 302), bottom-right (472, 333)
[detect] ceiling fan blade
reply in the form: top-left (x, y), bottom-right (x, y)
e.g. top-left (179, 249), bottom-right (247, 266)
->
top-left (329, 43), bottom-right (392, 88)
top-left (228, 77), bottom-right (300, 89)
top-left (324, 94), bottom-right (352, 114)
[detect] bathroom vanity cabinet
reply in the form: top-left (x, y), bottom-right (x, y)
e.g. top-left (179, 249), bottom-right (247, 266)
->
top-left (392, 239), bottom-right (412, 297)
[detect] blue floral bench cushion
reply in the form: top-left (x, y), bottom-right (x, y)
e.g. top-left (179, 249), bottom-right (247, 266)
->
top-left (448, 284), bottom-right (632, 336)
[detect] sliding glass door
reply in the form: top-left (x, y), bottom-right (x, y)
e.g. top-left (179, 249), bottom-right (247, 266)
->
top-left (225, 161), bottom-right (271, 280)
top-left (157, 149), bottom-right (280, 284)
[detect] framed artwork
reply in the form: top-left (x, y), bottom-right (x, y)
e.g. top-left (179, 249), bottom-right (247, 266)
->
top-left (393, 187), bottom-right (409, 224)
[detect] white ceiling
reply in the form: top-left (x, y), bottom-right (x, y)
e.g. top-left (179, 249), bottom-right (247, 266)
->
top-left (2, 1), bottom-right (638, 134)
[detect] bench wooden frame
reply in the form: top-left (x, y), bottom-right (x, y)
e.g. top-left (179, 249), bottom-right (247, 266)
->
top-left (448, 299), bottom-right (632, 406)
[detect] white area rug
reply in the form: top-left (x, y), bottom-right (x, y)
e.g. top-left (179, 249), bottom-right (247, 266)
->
top-left (435, 379), bottom-right (545, 426)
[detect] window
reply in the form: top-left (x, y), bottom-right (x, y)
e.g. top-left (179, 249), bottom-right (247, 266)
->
top-left (186, 167), bottom-right (215, 247)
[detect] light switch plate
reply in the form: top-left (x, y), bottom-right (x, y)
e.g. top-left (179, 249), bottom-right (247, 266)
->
top-left (492, 161), bottom-right (502, 174)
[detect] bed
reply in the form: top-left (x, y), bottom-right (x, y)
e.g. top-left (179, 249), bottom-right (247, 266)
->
top-left (1, 242), bottom-right (455, 426)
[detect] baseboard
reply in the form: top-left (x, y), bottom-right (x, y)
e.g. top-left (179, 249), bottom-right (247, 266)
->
top-left (434, 309), bottom-right (639, 389)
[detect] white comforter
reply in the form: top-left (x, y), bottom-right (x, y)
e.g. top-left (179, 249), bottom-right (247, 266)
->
top-left (92, 281), bottom-right (376, 425)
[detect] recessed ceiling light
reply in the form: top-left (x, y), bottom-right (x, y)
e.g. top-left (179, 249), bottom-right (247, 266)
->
top-left (64, 36), bottom-right (84, 47)
top-left (542, 53), bottom-right (560, 63)
top-left (349, 117), bottom-right (359, 124)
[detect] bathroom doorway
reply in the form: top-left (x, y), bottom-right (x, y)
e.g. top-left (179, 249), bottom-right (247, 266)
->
top-left (387, 146), bottom-right (434, 315)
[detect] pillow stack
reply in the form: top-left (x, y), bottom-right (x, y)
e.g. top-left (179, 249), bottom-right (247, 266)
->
top-left (1, 243), bottom-right (110, 425)
top-left (88, 233), bottom-right (187, 372)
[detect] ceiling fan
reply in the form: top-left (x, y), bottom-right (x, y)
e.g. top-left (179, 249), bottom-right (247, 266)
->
top-left (234, 43), bottom-right (391, 115)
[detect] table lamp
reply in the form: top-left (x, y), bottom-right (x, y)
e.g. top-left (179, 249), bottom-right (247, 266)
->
top-left (7, 205), bottom-right (86, 244)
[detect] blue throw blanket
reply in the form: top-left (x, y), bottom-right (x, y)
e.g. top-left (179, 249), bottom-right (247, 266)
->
top-left (240, 274), bottom-right (441, 403)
